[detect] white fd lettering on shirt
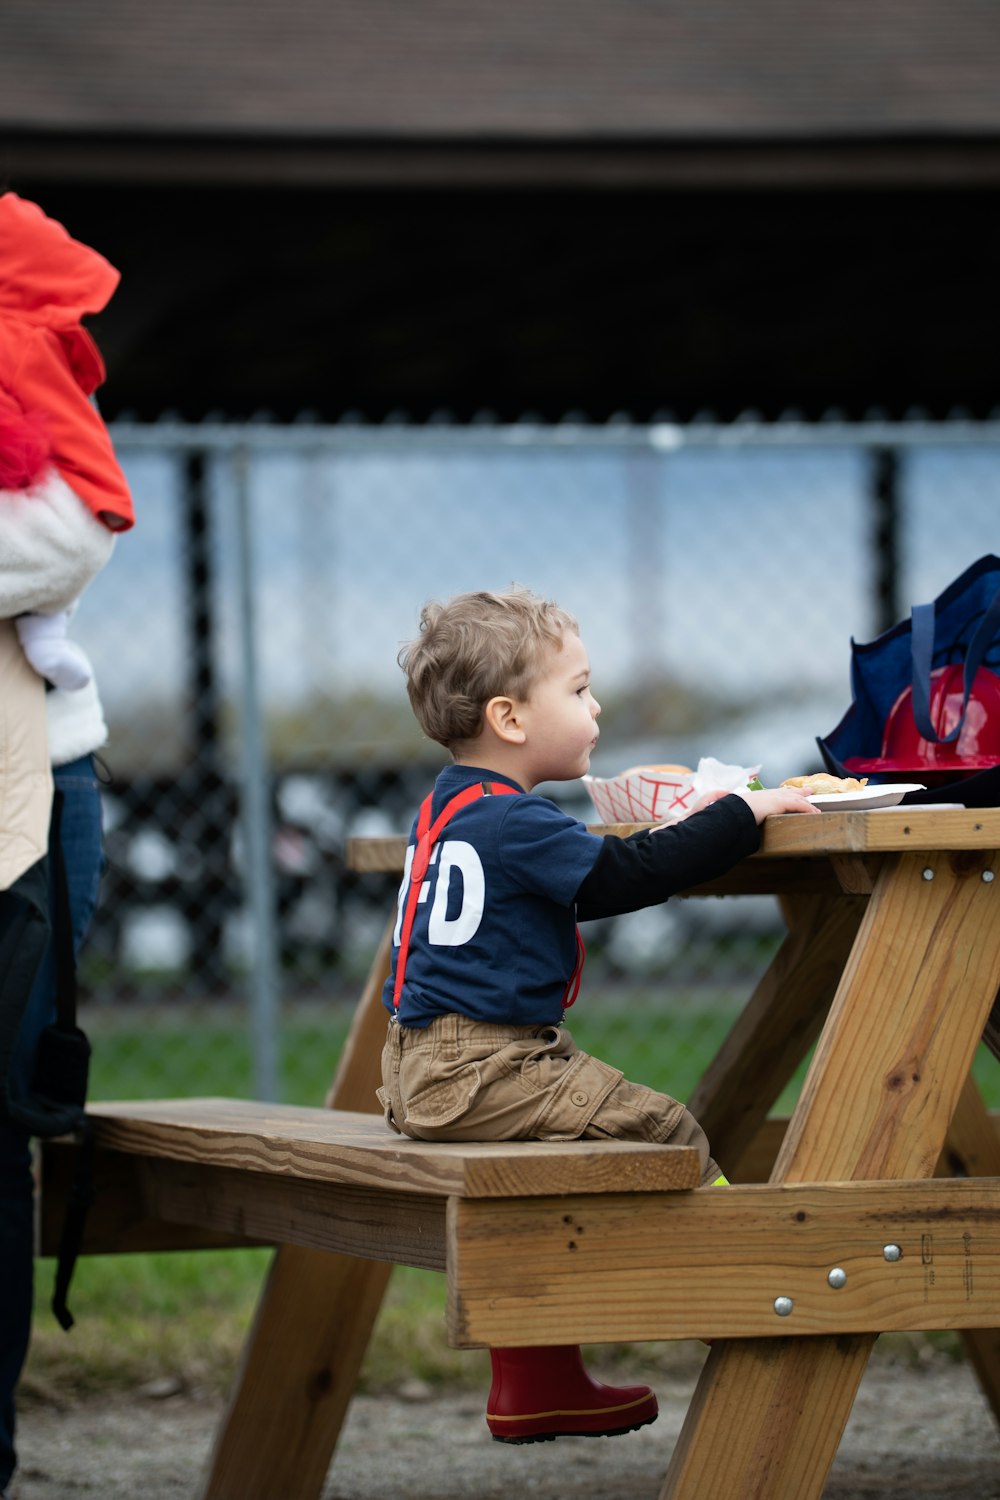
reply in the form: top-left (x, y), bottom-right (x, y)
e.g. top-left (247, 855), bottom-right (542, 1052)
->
top-left (393, 841), bottom-right (485, 948)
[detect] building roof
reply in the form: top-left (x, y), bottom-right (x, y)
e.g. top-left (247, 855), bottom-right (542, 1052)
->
top-left (5, 1), bottom-right (1000, 142)
top-left (5, 6), bottom-right (998, 423)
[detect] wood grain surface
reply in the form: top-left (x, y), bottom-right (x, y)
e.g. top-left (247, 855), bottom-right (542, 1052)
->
top-left (348, 808), bottom-right (1000, 874)
top-left (86, 1098), bottom-right (702, 1197)
top-left (449, 1178), bottom-right (1000, 1346)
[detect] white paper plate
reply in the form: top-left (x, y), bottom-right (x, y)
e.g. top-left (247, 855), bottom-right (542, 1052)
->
top-left (805, 783), bottom-right (926, 811)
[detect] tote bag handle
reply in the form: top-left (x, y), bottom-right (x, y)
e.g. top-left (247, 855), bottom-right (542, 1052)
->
top-left (910, 586), bottom-right (1000, 743)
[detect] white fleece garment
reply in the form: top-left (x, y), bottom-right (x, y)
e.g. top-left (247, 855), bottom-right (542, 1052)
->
top-left (0, 470), bottom-right (115, 613)
top-left (1, 470), bottom-right (115, 766)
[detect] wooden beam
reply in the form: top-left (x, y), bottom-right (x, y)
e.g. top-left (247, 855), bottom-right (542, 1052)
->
top-left (38, 1140), bottom-right (255, 1256)
top-left (662, 846), bottom-right (1000, 1500)
top-left (48, 1109), bottom-right (1000, 1262)
top-left (348, 835), bottom-right (846, 895)
top-left (137, 1158), bottom-right (447, 1270)
top-left (448, 1178), bottom-right (1000, 1347)
top-left (196, 920), bottom-right (396, 1500)
top-left (689, 894), bottom-right (864, 1174)
top-left (668, 1107), bottom-right (1000, 1187)
top-left (204, 1245), bottom-right (390, 1500)
top-left (760, 807), bottom-right (1000, 856)
top-left (348, 811), bottom-right (1000, 875)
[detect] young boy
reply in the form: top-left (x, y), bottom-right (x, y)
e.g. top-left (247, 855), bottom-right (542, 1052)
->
top-left (378, 586), bottom-right (818, 1445)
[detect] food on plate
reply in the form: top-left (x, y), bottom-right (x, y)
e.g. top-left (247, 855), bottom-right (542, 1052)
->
top-left (620, 763), bottom-right (692, 776)
top-left (780, 773), bottom-right (869, 795)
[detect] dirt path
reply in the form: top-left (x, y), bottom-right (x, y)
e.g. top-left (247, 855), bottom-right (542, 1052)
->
top-left (11, 1348), bottom-right (1000, 1499)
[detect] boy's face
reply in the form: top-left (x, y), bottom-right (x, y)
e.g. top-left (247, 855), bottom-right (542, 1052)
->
top-left (518, 631), bottom-right (601, 785)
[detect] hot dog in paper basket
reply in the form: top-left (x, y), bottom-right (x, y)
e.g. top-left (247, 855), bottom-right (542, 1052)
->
top-left (583, 760), bottom-right (870, 823)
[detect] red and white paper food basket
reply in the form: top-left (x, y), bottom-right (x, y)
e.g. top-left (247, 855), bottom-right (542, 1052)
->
top-left (582, 767), bottom-right (698, 823)
top-left (582, 757), bottom-right (761, 825)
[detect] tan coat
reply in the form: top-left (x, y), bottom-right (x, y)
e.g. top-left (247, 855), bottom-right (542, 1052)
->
top-left (0, 619), bottom-right (52, 890)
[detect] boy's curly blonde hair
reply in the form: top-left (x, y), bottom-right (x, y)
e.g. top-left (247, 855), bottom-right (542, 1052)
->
top-left (399, 586), bottom-right (578, 752)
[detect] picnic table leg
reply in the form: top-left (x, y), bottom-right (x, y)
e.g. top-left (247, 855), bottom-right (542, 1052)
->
top-left (940, 1073), bottom-right (1000, 1424)
top-left (661, 849), bottom-right (1000, 1500)
top-left (197, 919), bottom-right (395, 1500)
top-left (688, 893), bottom-right (865, 1177)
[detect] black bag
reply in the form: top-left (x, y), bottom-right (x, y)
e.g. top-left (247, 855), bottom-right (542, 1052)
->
top-left (0, 791), bottom-right (94, 1330)
top-left (818, 554), bottom-right (1000, 809)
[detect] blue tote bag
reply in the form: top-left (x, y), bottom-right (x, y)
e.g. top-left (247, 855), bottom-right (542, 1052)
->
top-left (818, 554), bottom-right (1000, 807)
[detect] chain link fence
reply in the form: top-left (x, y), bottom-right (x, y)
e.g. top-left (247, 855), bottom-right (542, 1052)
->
top-left (75, 416), bottom-right (1000, 1110)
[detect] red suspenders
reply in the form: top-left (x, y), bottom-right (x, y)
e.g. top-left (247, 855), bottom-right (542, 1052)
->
top-left (391, 781), bottom-right (586, 1011)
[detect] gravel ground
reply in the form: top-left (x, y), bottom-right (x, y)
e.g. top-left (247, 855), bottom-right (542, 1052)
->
top-left (9, 1347), bottom-right (1000, 1500)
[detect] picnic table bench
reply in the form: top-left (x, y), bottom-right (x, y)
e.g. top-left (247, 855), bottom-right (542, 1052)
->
top-left (39, 805), bottom-right (1000, 1499)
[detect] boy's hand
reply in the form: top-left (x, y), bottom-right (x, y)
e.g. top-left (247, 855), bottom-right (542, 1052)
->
top-left (735, 787), bottom-right (822, 824)
top-left (654, 786), bottom-right (821, 829)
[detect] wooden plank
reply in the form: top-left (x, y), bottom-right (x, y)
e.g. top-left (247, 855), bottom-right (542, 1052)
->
top-left (760, 806), bottom-right (1000, 856)
top-left (346, 833), bottom-right (846, 894)
top-left (38, 1140), bottom-right (257, 1255)
top-left (676, 1107), bottom-right (1000, 1187)
top-left (671, 861), bottom-right (844, 897)
top-left (347, 809), bottom-right (1000, 875)
top-left (205, 1245), bottom-right (390, 1500)
top-left (772, 851), bottom-right (1000, 1182)
top-left (828, 854), bottom-right (879, 894)
top-left (55, 1112), bottom-right (1000, 1273)
top-left (197, 918), bottom-right (396, 1500)
top-left (324, 917), bottom-right (397, 1109)
top-left (667, 1336), bottom-right (866, 1499)
top-left (42, 1142), bottom-right (445, 1267)
top-left (662, 846), bottom-right (1000, 1500)
top-left (689, 894), bottom-right (864, 1177)
top-left (448, 1178), bottom-right (1000, 1346)
top-left (86, 1098), bottom-right (701, 1197)
top-left (733, 1116), bottom-right (787, 1183)
top-left (138, 1157), bottom-right (448, 1270)
top-left (346, 836), bottom-right (410, 874)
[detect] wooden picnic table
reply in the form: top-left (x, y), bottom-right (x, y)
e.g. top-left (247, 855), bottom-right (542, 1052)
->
top-left (59, 804), bottom-right (1000, 1499)
top-left (339, 804), bottom-right (1000, 1499)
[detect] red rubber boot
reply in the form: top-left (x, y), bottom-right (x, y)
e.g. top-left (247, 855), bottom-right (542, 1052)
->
top-left (486, 1345), bottom-right (658, 1443)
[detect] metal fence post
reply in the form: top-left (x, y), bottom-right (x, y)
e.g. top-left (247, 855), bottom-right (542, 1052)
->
top-left (872, 446), bottom-right (901, 635)
top-left (233, 443), bottom-right (281, 1101)
top-left (181, 447), bottom-right (228, 989)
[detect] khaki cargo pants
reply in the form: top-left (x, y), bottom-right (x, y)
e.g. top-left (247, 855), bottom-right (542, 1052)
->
top-left (378, 1013), bottom-right (723, 1186)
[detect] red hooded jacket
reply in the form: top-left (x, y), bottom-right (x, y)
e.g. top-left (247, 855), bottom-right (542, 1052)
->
top-left (0, 192), bottom-right (134, 531)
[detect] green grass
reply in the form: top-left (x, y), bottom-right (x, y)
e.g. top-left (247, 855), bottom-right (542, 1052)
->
top-left (26, 1252), bottom-right (490, 1405)
top-left (24, 995), bottom-right (995, 1402)
top-left (85, 1009), bottom-right (355, 1105)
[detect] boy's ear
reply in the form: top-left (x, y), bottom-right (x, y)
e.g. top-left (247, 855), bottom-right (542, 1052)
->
top-left (484, 695), bottom-right (526, 744)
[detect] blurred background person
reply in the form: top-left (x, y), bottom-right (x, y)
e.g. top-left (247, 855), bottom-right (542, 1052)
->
top-left (0, 190), bottom-right (134, 1500)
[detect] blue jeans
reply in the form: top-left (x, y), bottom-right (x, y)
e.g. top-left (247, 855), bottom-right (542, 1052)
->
top-left (0, 757), bottom-right (104, 1492)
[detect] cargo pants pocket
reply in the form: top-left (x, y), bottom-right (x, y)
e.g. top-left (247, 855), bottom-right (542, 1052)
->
top-left (400, 1061), bottom-right (483, 1130)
